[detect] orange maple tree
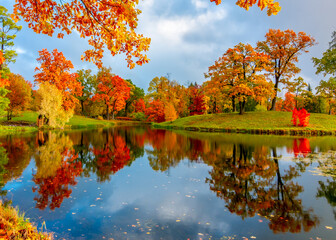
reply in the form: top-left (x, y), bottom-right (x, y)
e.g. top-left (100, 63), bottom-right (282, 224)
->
top-left (145, 99), bottom-right (165, 123)
top-left (5, 73), bottom-right (32, 120)
top-left (13, 0), bottom-right (151, 69)
top-left (92, 67), bottom-right (131, 120)
top-left (34, 49), bottom-right (83, 111)
top-left (283, 92), bottom-right (296, 112)
top-left (258, 29), bottom-right (316, 110)
top-left (133, 98), bottom-right (146, 113)
top-left (210, 0), bottom-right (281, 15)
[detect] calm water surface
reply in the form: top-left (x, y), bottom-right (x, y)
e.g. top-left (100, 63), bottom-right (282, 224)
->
top-left (1, 127), bottom-right (336, 240)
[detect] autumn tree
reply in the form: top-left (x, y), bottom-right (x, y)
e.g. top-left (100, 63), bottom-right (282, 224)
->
top-left (285, 76), bottom-right (308, 108)
top-left (210, 0), bottom-right (281, 15)
top-left (13, 0), bottom-right (151, 69)
top-left (188, 84), bottom-right (206, 116)
top-left (145, 99), bottom-right (165, 123)
top-left (76, 69), bottom-right (97, 115)
top-left (0, 6), bottom-right (22, 71)
top-left (316, 78), bottom-right (336, 115)
top-left (5, 73), bottom-right (32, 120)
top-left (147, 76), bottom-right (171, 102)
top-left (37, 82), bottom-right (73, 128)
top-left (92, 67), bottom-right (131, 120)
top-left (258, 29), bottom-right (316, 110)
top-left (34, 49), bottom-right (83, 113)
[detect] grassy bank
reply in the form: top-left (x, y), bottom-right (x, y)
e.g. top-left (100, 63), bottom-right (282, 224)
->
top-left (0, 202), bottom-right (52, 239)
top-left (0, 111), bottom-right (149, 132)
top-left (154, 111), bottom-right (336, 136)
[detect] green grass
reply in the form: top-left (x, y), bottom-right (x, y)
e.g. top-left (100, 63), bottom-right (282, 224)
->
top-left (155, 111), bottom-right (336, 136)
top-left (0, 111), bottom-right (148, 132)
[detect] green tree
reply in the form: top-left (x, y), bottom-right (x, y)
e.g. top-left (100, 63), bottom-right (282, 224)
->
top-left (76, 69), bottom-right (97, 116)
top-left (0, 6), bottom-right (22, 71)
top-left (316, 78), bottom-right (336, 114)
top-left (124, 79), bottom-right (144, 116)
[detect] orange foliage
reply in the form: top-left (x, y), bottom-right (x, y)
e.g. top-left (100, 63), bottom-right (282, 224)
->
top-left (188, 85), bottom-right (206, 116)
top-left (92, 70), bottom-right (131, 119)
top-left (5, 73), bottom-right (32, 119)
top-left (145, 100), bottom-right (165, 123)
top-left (0, 51), bottom-right (9, 87)
top-left (133, 98), bottom-right (146, 113)
top-left (283, 92), bottom-right (295, 112)
top-left (210, 0), bottom-right (281, 15)
top-left (34, 49), bottom-right (83, 111)
top-left (13, 0), bottom-right (150, 69)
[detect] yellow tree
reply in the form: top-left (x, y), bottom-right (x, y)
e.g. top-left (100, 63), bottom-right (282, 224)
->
top-left (37, 82), bottom-right (73, 128)
top-left (257, 29), bottom-right (316, 110)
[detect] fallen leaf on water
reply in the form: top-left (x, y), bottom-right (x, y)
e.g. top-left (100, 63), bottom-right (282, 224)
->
top-left (325, 226), bottom-right (333, 229)
top-left (251, 236), bottom-right (256, 239)
top-left (176, 220), bottom-right (181, 222)
top-left (198, 233), bottom-right (204, 236)
top-left (258, 220), bottom-right (263, 223)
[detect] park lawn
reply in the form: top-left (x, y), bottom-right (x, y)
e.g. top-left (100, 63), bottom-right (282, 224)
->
top-left (156, 111), bottom-right (336, 133)
top-left (0, 111), bottom-right (146, 131)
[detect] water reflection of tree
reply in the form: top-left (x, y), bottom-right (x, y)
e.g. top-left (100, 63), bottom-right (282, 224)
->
top-left (314, 151), bottom-right (336, 220)
top-left (206, 144), bottom-right (319, 234)
top-left (90, 129), bottom-right (132, 182)
top-left (32, 132), bottom-right (82, 210)
top-left (0, 147), bottom-right (9, 197)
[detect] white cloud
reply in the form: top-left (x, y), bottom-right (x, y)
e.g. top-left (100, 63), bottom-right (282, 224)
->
top-left (13, 46), bottom-right (27, 55)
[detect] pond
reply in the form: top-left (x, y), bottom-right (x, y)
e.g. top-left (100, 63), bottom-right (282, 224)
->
top-left (1, 126), bottom-right (336, 240)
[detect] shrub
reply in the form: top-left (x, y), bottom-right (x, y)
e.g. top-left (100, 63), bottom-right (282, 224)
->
top-left (255, 104), bottom-right (267, 112)
top-left (131, 112), bottom-right (146, 121)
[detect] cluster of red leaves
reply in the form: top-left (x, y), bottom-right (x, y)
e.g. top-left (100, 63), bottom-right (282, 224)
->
top-left (32, 152), bottom-right (82, 210)
top-left (145, 100), bottom-right (165, 122)
top-left (133, 98), bottom-right (146, 113)
top-left (292, 108), bottom-right (310, 127)
top-left (188, 86), bottom-right (206, 116)
top-left (292, 139), bottom-right (311, 158)
top-left (34, 49), bottom-right (83, 111)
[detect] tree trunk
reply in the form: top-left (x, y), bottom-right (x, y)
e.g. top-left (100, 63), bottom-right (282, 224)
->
top-left (106, 104), bottom-right (110, 120)
top-left (81, 100), bottom-right (85, 116)
top-left (239, 100), bottom-right (246, 115)
top-left (232, 96), bottom-right (236, 112)
top-left (270, 77), bottom-right (280, 111)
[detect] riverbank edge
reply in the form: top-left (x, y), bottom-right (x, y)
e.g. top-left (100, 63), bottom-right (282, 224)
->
top-left (0, 202), bottom-right (52, 239)
top-left (153, 123), bottom-right (336, 137)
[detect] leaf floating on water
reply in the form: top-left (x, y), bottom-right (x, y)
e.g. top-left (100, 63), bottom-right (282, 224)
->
top-left (90, 204), bottom-right (96, 207)
top-left (185, 195), bottom-right (191, 198)
top-left (258, 219), bottom-right (263, 222)
top-left (251, 236), bottom-right (257, 239)
top-left (325, 226), bottom-right (333, 229)
top-left (198, 233), bottom-right (204, 236)
top-left (176, 220), bottom-right (181, 222)
top-left (134, 208), bottom-right (139, 211)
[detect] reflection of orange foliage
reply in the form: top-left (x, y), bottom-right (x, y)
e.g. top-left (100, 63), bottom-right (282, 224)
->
top-left (92, 135), bottom-right (131, 178)
top-left (293, 139), bottom-right (311, 157)
top-left (32, 152), bottom-right (82, 210)
top-left (292, 108), bottom-right (310, 127)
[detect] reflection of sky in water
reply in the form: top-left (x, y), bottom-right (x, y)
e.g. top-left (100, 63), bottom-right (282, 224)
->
top-left (2, 130), bottom-right (336, 240)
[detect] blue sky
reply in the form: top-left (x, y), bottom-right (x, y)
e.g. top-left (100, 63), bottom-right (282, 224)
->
top-left (2, 0), bottom-right (336, 93)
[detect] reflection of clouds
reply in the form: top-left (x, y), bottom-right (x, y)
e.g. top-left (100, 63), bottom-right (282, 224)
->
top-left (99, 158), bottom-right (231, 237)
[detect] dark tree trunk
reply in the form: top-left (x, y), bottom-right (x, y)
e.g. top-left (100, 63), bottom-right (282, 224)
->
top-left (239, 100), bottom-right (246, 115)
top-left (81, 100), bottom-right (85, 116)
top-left (106, 104), bottom-right (110, 120)
top-left (270, 75), bottom-right (280, 111)
top-left (232, 96), bottom-right (236, 112)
